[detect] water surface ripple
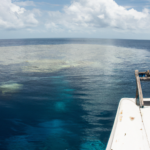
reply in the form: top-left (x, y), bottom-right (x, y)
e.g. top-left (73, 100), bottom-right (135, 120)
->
top-left (0, 39), bottom-right (150, 150)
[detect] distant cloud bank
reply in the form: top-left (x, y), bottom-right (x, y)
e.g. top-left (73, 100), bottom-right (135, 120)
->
top-left (1, 0), bottom-right (150, 33)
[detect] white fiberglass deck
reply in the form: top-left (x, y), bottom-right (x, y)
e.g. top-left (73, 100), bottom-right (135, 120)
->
top-left (106, 98), bottom-right (150, 150)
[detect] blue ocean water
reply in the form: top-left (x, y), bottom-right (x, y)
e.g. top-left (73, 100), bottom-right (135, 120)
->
top-left (0, 38), bottom-right (150, 150)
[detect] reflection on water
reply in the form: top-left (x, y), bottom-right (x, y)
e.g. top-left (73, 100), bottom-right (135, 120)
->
top-left (0, 43), bottom-right (150, 150)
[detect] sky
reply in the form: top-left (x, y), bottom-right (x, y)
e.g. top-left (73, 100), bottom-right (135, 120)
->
top-left (0, 0), bottom-right (150, 39)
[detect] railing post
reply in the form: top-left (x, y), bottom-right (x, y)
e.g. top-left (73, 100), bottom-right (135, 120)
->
top-left (135, 70), bottom-right (144, 108)
top-left (135, 86), bottom-right (138, 105)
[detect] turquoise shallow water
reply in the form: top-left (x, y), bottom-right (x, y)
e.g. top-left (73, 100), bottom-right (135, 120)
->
top-left (0, 39), bottom-right (150, 150)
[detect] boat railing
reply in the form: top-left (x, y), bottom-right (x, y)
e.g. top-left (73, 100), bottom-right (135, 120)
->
top-left (135, 70), bottom-right (150, 108)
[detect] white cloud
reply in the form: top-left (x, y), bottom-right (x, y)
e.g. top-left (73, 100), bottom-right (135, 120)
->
top-left (1, 0), bottom-right (150, 36)
top-left (0, 0), bottom-right (38, 30)
top-left (46, 0), bottom-right (150, 32)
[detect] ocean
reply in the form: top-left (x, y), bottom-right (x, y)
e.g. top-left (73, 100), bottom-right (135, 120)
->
top-left (0, 38), bottom-right (150, 150)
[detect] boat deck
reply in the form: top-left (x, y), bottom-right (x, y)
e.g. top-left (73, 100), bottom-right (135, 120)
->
top-left (106, 98), bottom-right (150, 150)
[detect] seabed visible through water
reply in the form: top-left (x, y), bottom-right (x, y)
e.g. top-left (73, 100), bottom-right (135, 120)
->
top-left (0, 41), bottom-right (150, 149)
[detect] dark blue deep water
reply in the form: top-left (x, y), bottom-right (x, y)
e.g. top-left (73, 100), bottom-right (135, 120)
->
top-left (0, 38), bottom-right (150, 150)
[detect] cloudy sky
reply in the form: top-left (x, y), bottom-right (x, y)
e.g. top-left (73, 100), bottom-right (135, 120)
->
top-left (0, 0), bottom-right (150, 39)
